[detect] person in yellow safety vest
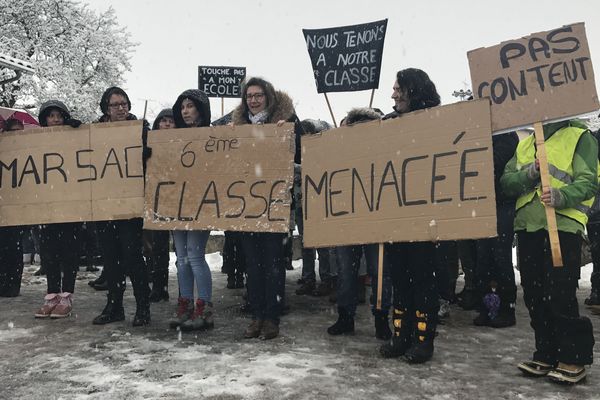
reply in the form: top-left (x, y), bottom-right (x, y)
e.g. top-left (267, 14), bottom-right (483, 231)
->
top-left (501, 119), bottom-right (597, 384)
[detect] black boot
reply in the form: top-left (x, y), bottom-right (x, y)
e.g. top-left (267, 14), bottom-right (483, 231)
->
top-left (226, 273), bottom-right (236, 289)
top-left (404, 310), bottom-right (436, 364)
top-left (380, 308), bottom-right (412, 358)
top-left (93, 293), bottom-right (125, 325)
top-left (149, 271), bottom-right (169, 302)
top-left (585, 288), bottom-right (600, 306)
top-left (327, 307), bottom-right (354, 335)
top-left (374, 310), bottom-right (392, 340)
top-left (132, 299), bottom-right (151, 327)
top-left (235, 271), bottom-right (245, 289)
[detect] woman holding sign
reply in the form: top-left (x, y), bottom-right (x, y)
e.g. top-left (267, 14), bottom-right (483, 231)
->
top-left (232, 77), bottom-right (303, 340)
top-left (379, 68), bottom-right (441, 364)
top-left (167, 89), bottom-right (215, 332)
top-left (33, 101), bottom-right (82, 318)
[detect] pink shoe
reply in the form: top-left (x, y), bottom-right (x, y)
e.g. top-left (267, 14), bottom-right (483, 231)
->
top-left (35, 293), bottom-right (60, 318)
top-left (50, 292), bottom-right (73, 318)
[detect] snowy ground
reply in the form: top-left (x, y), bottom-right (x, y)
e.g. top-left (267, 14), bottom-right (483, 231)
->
top-left (1, 253), bottom-right (600, 400)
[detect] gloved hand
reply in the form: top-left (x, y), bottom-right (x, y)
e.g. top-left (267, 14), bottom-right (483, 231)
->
top-left (541, 187), bottom-right (565, 208)
top-left (143, 146), bottom-right (152, 161)
top-left (526, 160), bottom-right (540, 181)
top-left (66, 118), bottom-right (82, 128)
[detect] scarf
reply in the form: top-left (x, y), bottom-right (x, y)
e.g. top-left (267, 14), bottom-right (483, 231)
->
top-left (248, 110), bottom-right (269, 125)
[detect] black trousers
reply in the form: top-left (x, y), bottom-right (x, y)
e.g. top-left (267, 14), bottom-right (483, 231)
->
top-left (97, 218), bottom-right (149, 303)
top-left (0, 226), bottom-right (23, 296)
top-left (586, 222), bottom-right (600, 291)
top-left (222, 231), bottom-right (247, 276)
top-left (386, 241), bottom-right (439, 316)
top-left (518, 230), bottom-right (594, 365)
top-left (475, 203), bottom-right (517, 305)
top-left (434, 240), bottom-right (458, 301)
top-left (40, 223), bottom-right (79, 294)
top-left (142, 229), bottom-right (170, 289)
top-left (241, 232), bottom-right (286, 324)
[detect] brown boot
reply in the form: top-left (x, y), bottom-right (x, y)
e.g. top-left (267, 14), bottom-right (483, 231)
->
top-left (244, 319), bottom-right (263, 338)
top-left (260, 320), bottom-right (279, 340)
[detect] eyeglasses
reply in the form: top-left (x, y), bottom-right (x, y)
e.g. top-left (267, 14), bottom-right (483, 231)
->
top-left (245, 93), bottom-right (265, 101)
top-left (108, 102), bottom-right (128, 110)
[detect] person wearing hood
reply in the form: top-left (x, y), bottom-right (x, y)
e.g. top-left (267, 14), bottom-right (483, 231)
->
top-left (92, 86), bottom-right (151, 327)
top-left (324, 108), bottom-right (393, 341)
top-left (0, 120), bottom-right (26, 297)
top-left (167, 90), bottom-right (215, 332)
top-left (295, 118), bottom-right (337, 298)
top-left (232, 77), bottom-right (304, 340)
top-left (502, 119), bottom-right (597, 384)
top-left (32, 101), bottom-right (82, 317)
top-left (379, 68), bottom-right (441, 364)
top-left (143, 108), bottom-right (174, 303)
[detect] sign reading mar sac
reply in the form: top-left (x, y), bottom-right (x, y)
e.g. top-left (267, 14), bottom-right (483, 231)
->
top-left (303, 19), bottom-right (387, 93)
top-left (144, 123), bottom-right (295, 233)
top-left (302, 99), bottom-right (497, 248)
top-left (0, 120), bottom-right (144, 226)
top-left (469, 22), bottom-right (599, 132)
top-left (198, 66), bottom-right (246, 98)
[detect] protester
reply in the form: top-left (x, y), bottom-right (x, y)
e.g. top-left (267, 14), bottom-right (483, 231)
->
top-left (144, 108), bottom-right (174, 303)
top-left (502, 119), bottom-right (597, 384)
top-left (379, 68), bottom-right (441, 363)
top-left (295, 119), bottom-right (337, 298)
top-left (0, 119), bottom-right (25, 297)
top-left (584, 126), bottom-right (600, 308)
top-left (232, 77), bottom-right (303, 340)
top-left (33, 100), bottom-right (82, 318)
top-left (92, 86), bottom-right (151, 326)
top-left (165, 90), bottom-right (214, 331)
top-left (472, 131), bottom-right (519, 328)
top-left (325, 108), bottom-right (393, 340)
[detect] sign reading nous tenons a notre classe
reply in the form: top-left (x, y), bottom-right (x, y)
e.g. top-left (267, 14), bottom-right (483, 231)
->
top-left (302, 19), bottom-right (387, 93)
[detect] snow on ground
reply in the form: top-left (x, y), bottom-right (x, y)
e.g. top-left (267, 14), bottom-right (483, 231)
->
top-left (1, 253), bottom-right (599, 399)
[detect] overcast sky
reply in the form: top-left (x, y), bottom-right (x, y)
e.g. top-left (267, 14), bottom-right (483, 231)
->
top-left (83, 0), bottom-right (600, 125)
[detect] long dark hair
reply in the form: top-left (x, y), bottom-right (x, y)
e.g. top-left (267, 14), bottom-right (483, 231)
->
top-left (396, 68), bottom-right (440, 112)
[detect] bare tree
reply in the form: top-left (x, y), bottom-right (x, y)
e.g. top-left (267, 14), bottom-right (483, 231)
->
top-left (0, 0), bottom-right (137, 122)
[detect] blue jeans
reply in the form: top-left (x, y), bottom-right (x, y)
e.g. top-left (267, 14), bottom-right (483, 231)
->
top-left (336, 244), bottom-right (392, 317)
top-left (173, 230), bottom-right (211, 302)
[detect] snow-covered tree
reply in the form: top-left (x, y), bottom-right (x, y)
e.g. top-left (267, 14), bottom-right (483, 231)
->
top-left (0, 0), bottom-right (137, 122)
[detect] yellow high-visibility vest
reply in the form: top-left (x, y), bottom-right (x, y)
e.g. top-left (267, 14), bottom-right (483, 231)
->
top-left (515, 126), bottom-right (594, 226)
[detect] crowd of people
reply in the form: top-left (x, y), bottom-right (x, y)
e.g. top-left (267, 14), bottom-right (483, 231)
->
top-left (0, 67), bottom-right (598, 385)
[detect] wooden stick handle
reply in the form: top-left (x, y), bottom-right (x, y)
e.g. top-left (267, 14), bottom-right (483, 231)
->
top-left (376, 243), bottom-right (384, 310)
top-left (323, 93), bottom-right (337, 128)
top-left (533, 122), bottom-right (563, 267)
top-left (221, 97), bottom-right (225, 118)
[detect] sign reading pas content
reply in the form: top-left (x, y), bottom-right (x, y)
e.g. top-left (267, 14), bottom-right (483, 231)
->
top-left (143, 123), bottom-right (295, 233)
top-left (468, 22), bottom-right (599, 132)
top-left (303, 19), bottom-right (387, 93)
top-left (0, 120), bottom-right (144, 226)
top-left (301, 99), bottom-right (496, 248)
top-left (198, 66), bottom-right (246, 98)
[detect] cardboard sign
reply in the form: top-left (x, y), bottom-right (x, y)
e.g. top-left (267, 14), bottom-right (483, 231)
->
top-left (302, 19), bottom-right (387, 93)
top-left (301, 99), bottom-right (497, 248)
top-left (143, 123), bottom-right (294, 232)
top-left (198, 66), bottom-right (246, 98)
top-left (0, 120), bottom-right (144, 226)
top-left (468, 22), bottom-right (599, 132)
